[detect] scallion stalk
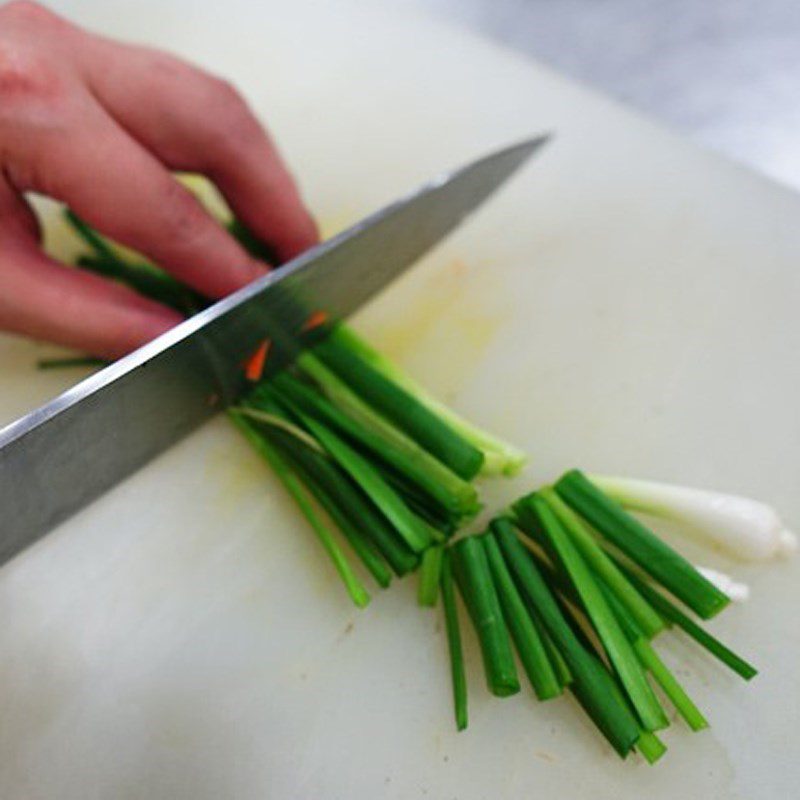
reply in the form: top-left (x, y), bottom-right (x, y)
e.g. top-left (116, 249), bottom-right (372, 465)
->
top-left (329, 326), bottom-right (526, 475)
top-left (269, 371), bottom-right (479, 519)
top-left (636, 731), bottom-right (668, 765)
top-left (313, 335), bottom-right (484, 479)
top-left (228, 410), bottom-right (370, 608)
top-left (264, 428), bottom-right (393, 589)
top-left (599, 581), bottom-right (708, 731)
top-left (525, 494), bottom-right (669, 732)
top-left (589, 474), bottom-right (797, 561)
top-left (620, 566), bottom-right (758, 681)
top-left (539, 488), bottom-right (665, 638)
top-left (493, 521), bottom-right (640, 757)
top-left (246, 395), bottom-right (419, 577)
top-left (555, 470), bottom-right (730, 620)
top-left (283, 405), bottom-right (434, 554)
top-left (441, 550), bottom-right (468, 731)
top-left (418, 545), bottom-right (445, 607)
top-left (452, 536), bottom-right (520, 698)
top-left (483, 528), bottom-right (561, 700)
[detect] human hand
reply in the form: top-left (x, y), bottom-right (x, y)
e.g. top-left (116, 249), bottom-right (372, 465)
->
top-left (0, 1), bottom-right (318, 359)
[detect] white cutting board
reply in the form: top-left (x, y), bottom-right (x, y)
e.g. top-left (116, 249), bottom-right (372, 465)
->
top-left (1, 1), bottom-right (798, 798)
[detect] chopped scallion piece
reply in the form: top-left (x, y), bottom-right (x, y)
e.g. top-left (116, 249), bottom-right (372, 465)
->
top-left (441, 550), bottom-right (468, 731)
top-left (525, 494), bottom-right (669, 732)
top-left (555, 470), bottom-right (730, 619)
top-left (452, 536), bottom-right (520, 698)
top-left (228, 410), bottom-right (370, 608)
top-left (484, 527), bottom-right (561, 700)
top-left (539, 488), bottom-right (664, 638)
top-left (313, 335), bottom-right (484, 479)
top-left (418, 545), bottom-right (445, 607)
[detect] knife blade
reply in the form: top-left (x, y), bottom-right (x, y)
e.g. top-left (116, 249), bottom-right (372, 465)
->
top-left (0, 135), bottom-right (549, 566)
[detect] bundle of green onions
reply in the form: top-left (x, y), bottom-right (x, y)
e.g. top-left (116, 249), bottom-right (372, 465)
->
top-left (435, 472), bottom-right (761, 763)
top-left (53, 203), bottom-right (790, 765)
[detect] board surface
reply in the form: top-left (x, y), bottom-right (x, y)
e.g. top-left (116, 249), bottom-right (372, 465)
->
top-left (0, 1), bottom-right (798, 797)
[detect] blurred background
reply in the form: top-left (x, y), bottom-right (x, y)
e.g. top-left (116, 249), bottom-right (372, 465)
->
top-left (405, 0), bottom-right (800, 190)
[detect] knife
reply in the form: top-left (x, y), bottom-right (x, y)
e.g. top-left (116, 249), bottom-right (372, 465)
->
top-left (0, 135), bottom-right (549, 567)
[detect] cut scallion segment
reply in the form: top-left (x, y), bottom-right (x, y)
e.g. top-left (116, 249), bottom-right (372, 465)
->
top-left (599, 582), bottom-right (707, 731)
top-left (452, 536), bottom-right (520, 698)
top-left (244, 388), bottom-right (417, 576)
top-left (313, 335), bottom-right (484, 479)
top-left (636, 730), bottom-right (668, 764)
top-left (441, 550), bottom-right (468, 731)
top-left (620, 566), bottom-right (758, 681)
top-left (228, 410), bottom-right (370, 608)
top-left (493, 520), bottom-right (640, 757)
top-left (525, 494), bottom-right (669, 732)
top-left (250, 395), bottom-right (419, 577)
top-left (635, 639), bottom-right (708, 731)
top-left (270, 371), bottom-right (479, 519)
top-left (539, 624), bottom-right (573, 687)
top-left (265, 429), bottom-right (393, 589)
top-left (484, 527), bottom-right (561, 700)
top-left (37, 356), bottom-right (107, 370)
top-left (418, 545), bottom-right (445, 607)
top-left (330, 325), bottom-right (526, 476)
top-left (539, 488), bottom-right (665, 638)
top-left (285, 407), bottom-right (434, 553)
top-left (589, 474), bottom-right (797, 561)
top-left (555, 470), bottom-right (730, 620)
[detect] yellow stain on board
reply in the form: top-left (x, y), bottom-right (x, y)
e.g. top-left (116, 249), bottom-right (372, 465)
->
top-left (364, 257), bottom-right (503, 396)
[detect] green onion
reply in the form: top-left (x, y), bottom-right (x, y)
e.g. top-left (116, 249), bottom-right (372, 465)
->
top-left (418, 545), bottom-right (445, 607)
top-left (441, 550), bottom-right (468, 731)
top-left (330, 326), bottom-right (526, 475)
top-left (483, 528), bottom-right (561, 700)
top-left (264, 429), bottom-right (393, 590)
top-left (599, 581), bottom-right (707, 731)
top-left (237, 405), bottom-right (327, 454)
top-left (36, 356), bottom-right (107, 370)
top-left (451, 536), bottom-right (520, 697)
top-left (228, 409), bottom-right (370, 608)
top-left (227, 217), bottom-right (278, 263)
top-left (589, 473), bottom-right (797, 561)
top-left (247, 394), bottom-right (418, 577)
top-left (76, 255), bottom-right (204, 315)
top-left (525, 494), bottom-right (669, 732)
top-left (539, 624), bottom-right (573, 687)
top-left (555, 470), bottom-right (730, 620)
top-left (313, 334), bottom-right (484, 480)
top-left (493, 520), bottom-right (640, 757)
top-left (282, 405), bottom-right (434, 554)
top-left (65, 210), bottom-right (205, 314)
top-left (635, 639), bottom-right (707, 731)
top-left (65, 209), bottom-right (119, 261)
top-left (620, 566), bottom-right (758, 681)
top-left (539, 488), bottom-right (664, 638)
top-left (269, 371), bottom-right (479, 519)
top-left (636, 731), bottom-right (668, 765)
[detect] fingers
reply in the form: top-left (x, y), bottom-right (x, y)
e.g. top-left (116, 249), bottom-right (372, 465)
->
top-left (79, 41), bottom-right (319, 261)
top-left (5, 91), bottom-right (268, 298)
top-left (0, 178), bottom-right (182, 358)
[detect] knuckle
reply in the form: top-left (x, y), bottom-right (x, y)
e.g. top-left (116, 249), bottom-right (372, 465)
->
top-left (204, 76), bottom-right (257, 134)
top-left (0, 45), bottom-right (62, 107)
top-left (159, 180), bottom-right (210, 247)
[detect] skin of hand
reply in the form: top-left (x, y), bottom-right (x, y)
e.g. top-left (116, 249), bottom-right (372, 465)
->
top-left (0, 1), bottom-right (318, 359)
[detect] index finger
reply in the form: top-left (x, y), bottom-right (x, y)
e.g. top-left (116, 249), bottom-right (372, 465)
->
top-left (81, 42), bottom-right (319, 262)
top-left (7, 94), bottom-right (268, 299)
